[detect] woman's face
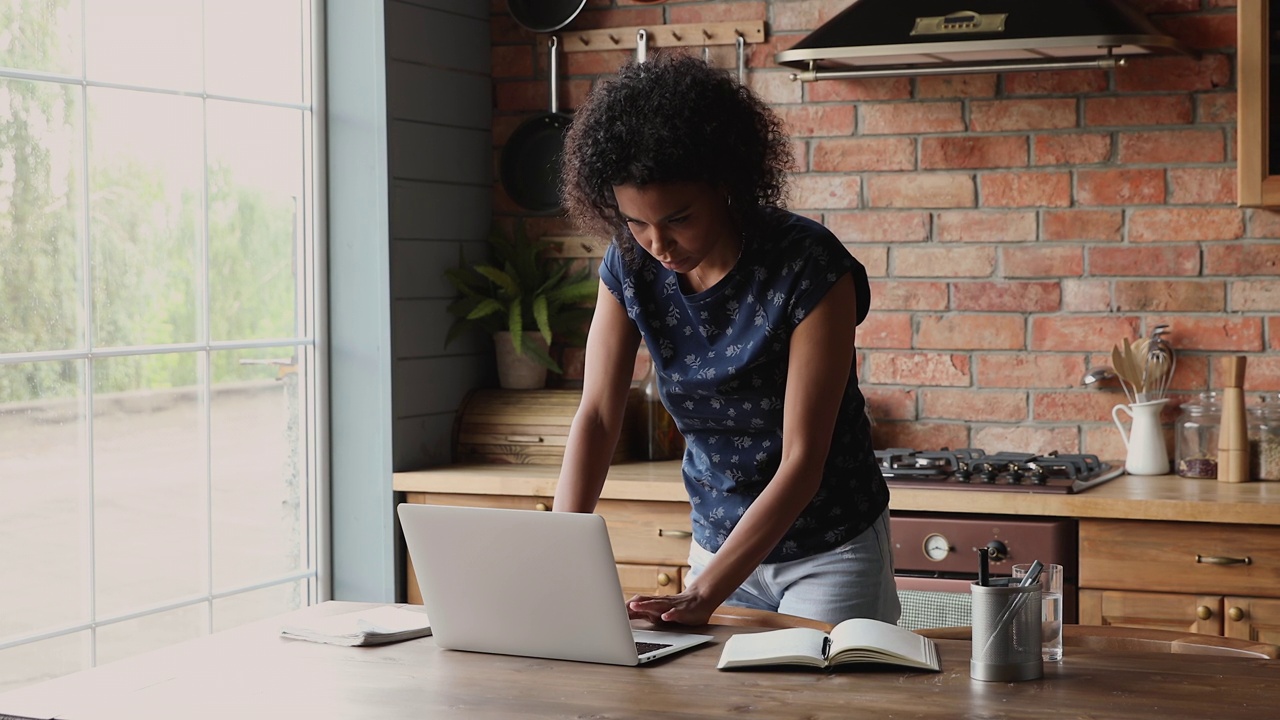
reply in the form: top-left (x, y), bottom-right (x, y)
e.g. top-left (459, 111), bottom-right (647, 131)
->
top-left (612, 181), bottom-right (736, 274)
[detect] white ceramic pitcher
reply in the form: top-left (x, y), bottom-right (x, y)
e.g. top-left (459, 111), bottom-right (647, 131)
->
top-left (1111, 399), bottom-right (1170, 475)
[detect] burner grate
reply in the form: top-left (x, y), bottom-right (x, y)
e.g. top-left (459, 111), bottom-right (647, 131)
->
top-left (876, 448), bottom-right (1123, 494)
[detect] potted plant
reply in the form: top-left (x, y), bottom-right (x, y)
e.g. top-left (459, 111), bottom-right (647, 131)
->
top-left (444, 223), bottom-right (598, 389)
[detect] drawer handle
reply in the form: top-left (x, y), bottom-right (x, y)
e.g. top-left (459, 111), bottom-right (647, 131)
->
top-left (1228, 606), bottom-right (1245, 622)
top-left (533, 502), bottom-right (549, 511)
top-left (1197, 605), bottom-right (1213, 620)
top-left (503, 435), bottom-right (544, 444)
top-left (657, 572), bottom-right (672, 587)
top-left (1195, 554), bottom-right (1252, 566)
top-left (658, 529), bottom-right (692, 538)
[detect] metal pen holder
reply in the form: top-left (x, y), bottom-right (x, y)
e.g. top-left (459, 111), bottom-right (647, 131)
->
top-left (970, 580), bottom-right (1043, 682)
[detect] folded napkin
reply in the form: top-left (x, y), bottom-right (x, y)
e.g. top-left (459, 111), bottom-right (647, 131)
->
top-left (280, 605), bottom-right (432, 647)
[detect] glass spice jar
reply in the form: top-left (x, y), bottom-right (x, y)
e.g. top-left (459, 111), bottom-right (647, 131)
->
top-left (1248, 394), bottom-right (1280, 481)
top-left (1175, 392), bottom-right (1221, 479)
top-left (630, 360), bottom-right (684, 462)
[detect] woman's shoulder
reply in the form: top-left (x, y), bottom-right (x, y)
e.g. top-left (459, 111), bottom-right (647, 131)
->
top-left (755, 209), bottom-right (849, 260)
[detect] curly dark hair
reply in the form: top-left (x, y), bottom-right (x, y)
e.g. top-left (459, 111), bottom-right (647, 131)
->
top-left (561, 51), bottom-right (792, 265)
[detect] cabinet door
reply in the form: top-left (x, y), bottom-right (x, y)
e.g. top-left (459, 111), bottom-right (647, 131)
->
top-left (594, 499), bottom-right (693, 566)
top-left (617, 564), bottom-right (684, 599)
top-left (1224, 596), bottom-right (1280, 646)
top-left (1079, 589), bottom-right (1222, 635)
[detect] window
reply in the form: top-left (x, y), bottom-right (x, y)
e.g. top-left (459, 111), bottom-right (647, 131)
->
top-left (0, 0), bottom-right (323, 690)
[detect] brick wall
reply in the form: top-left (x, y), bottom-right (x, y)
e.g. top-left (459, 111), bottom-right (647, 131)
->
top-left (490, 0), bottom-right (1280, 460)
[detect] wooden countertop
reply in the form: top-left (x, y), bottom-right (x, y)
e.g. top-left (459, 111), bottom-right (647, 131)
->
top-left (393, 461), bottom-right (1280, 525)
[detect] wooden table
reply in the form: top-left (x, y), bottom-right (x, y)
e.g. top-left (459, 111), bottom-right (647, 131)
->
top-left (2, 601), bottom-right (1277, 719)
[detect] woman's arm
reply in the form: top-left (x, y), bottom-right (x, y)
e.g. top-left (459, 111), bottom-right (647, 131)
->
top-left (627, 272), bottom-right (857, 624)
top-left (553, 280), bottom-right (642, 513)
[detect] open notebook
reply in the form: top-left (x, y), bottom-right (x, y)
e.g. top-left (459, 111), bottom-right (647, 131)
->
top-left (717, 618), bottom-right (940, 672)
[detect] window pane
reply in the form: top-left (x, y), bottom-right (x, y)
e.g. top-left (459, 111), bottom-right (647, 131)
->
top-left (92, 354), bottom-right (204, 618)
top-left (211, 348), bottom-right (304, 591)
top-left (0, 361), bottom-right (88, 640)
top-left (88, 88), bottom-right (201, 348)
top-left (0, 77), bottom-right (84, 353)
top-left (206, 0), bottom-right (304, 104)
top-left (212, 580), bottom-right (306, 633)
top-left (207, 102), bottom-right (302, 341)
top-left (95, 603), bottom-right (204, 667)
top-left (84, 0), bottom-right (200, 91)
top-left (0, 631), bottom-right (89, 694)
top-left (0, 0), bottom-right (83, 76)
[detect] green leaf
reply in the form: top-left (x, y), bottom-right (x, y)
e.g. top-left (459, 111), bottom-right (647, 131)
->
top-left (508, 298), bottom-right (524, 346)
top-left (466, 298), bottom-right (504, 320)
top-left (531, 295), bottom-right (551, 344)
top-left (474, 265), bottom-right (519, 298)
top-left (520, 337), bottom-right (562, 374)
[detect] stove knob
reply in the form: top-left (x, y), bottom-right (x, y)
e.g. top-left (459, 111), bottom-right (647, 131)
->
top-left (1006, 469), bottom-right (1023, 483)
top-left (984, 540), bottom-right (1009, 562)
top-left (979, 472), bottom-right (997, 483)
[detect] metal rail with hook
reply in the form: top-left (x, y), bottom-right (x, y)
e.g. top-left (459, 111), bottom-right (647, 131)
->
top-left (557, 20), bottom-right (765, 53)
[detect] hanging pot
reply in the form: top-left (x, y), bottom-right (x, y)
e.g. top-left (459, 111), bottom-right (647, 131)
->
top-left (507, 0), bottom-right (585, 33)
top-left (500, 36), bottom-right (572, 214)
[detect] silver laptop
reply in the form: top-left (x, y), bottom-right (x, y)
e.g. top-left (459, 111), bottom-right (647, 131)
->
top-left (397, 503), bottom-right (713, 666)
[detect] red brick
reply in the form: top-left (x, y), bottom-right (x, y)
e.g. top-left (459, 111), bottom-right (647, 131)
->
top-left (1030, 316), bottom-right (1142, 352)
top-left (855, 245), bottom-right (889, 277)
top-left (1082, 425), bottom-right (1131, 465)
top-left (952, 282), bottom-right (1061, 313)
top-left (1004, 70), bottom-right (1109, 96)
top-left (1205, 242), bottom-right (1280, 275)
top-left (866, 174), bottom-right (975, 208)
top-left (772, 0), bottom-right (855, 30)
top-left (1033, 392), bottom-right (1125, 423)
top-left (869, 280), bottom-right (949, 311)
top-left (492, 115), bottom-right (526, 146)
top-left (1084, 95), bottom-right (1194, 126)
top-left (862, 387), bottom-right (918, 421)
top-left (1001, 246), bottom-right (1084, 278)
top-left (570, 6), bottom-right (664, 30)
top-left (923, 389), bottom-right (1028, 422)
top-left (789, 175), bottom-right (862, 210)
top-left (1115, 53), bottom-right (1232, 92)
top-left (807, 77), bottom-right (912, 102)
top-left (976, 354), bottom-right (1088, 389)
top-left (860, 102), bottom-right (965, 134)
top-left (1076, 168), bottom-right (1166, 206)
top-left (864, 351), bottom-right (971, 386)
top-left (916, 74), bottom-right (997, 99)
top-left (870, 422), bottom-right (971, 452)
top-left (936, 211), bottom-right (1037, 242)
top-left (857, 313), bottom-right (913, 349)
top-left (748, 72), bottom-right (804, 105)
top-left (745, 36), bottom-right (801, 71)
top-left (492, 45), bottom-right (534, 78)
top-left (812, 137), bottom-right (915, 172)
top-left (1197, 91), bottom-right (1237, 123)
top-left (1126, 0), bottom-right (1201, 12)
top-left (1248, 210), bottom-right (1280, 238)
top-left (1230, 281), bottom-right (1280, 311)
top-left (894, 246), bottom-right (995, 278)
top-left (1114, 280), bottom-right (1226, 312)
top-left (916, 314), bottom-right (1026, 350)
top-left (1089, 245), bottom-right (1201, 277)
top-left (1147, 316), bottom-right (1264, 352)
top-left (491, 14), bottom-right (535, 44)
top-left (1162, 354), bottom-right (1211, 393)
top-left (1128, 208), bottom-right (1244, 242)
top-left (920, 136), bottom-right (1028, 169)
top-left (667, 1), bottom-right (767, 23)
top-left (1033, 133), bottom-right (1112, 165)
top-left (1156, 13), bottom-right (1238, 51)
top-left (1234, 354), bottom-right (1280, 392)
top-left (494, 80), bottom-right (551, 112)
top-left (1273, 318), bottom-right (1280, 351)
top-left (1062, 280), bottom-right (1113, 312)
top-left (561, 49), bottom-right (632, 76)
top-left (1117, 129), bottom-right (1226, 164)
top-left (980, 171), bottom-right (1072, 208)
top-left (790, 139), bottom-right (809, 172)
top-left (1169, 168), bottom-right (1237, 205)
top-left (970, 99), bottom-right (1078, 131)
top-left (972, 426), bottom-right (1083, 455)
top-left (775, 104), bottom-right (856, 138)
top-left (827, 211), bottom-right (930, 243)
top-left (1042, 210), bottom-right (1124, 241)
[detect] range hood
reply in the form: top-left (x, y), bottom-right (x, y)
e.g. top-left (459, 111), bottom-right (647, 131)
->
top-left (776, 0), bottom-right (1189, 81)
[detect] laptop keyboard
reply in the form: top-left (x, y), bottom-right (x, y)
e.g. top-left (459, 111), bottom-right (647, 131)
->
top-left (635, 641), bottom-right (673, 656)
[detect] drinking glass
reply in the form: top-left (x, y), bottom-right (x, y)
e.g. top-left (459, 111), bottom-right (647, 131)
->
top-left (1013, 563), bottom-right (1064, 662)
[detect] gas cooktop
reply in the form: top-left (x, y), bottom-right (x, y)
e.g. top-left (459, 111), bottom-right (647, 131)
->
top-left (874, 448), bottom-right (1124, 494)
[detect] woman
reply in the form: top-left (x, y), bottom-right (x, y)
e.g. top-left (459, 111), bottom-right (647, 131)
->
top-left (553, 52), bottom-right (899, 627)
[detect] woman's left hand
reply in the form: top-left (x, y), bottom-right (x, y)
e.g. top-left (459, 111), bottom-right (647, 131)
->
top-left (626, 590), bottom-right (717, 626)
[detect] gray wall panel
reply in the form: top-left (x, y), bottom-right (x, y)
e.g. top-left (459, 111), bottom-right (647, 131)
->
top-left (393, 0), bottom-right (488, 21)
top-left (393, 356), bottom-right (492, 418)
top-left (389, 120), bottom-right (490, 186)
top-left (386, 1), bottom-right (490, 73)
top-left (390, 180), bottom-right (492, 240)
top-left (387, 61), bottom-right (491, 128)
top-left (393, 413), bottom-right (458, 471)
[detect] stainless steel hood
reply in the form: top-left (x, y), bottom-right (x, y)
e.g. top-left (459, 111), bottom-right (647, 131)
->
top-left (776, 0), bottom-right (1189, 81)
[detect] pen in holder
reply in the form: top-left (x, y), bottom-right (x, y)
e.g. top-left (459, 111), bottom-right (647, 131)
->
top-left (970, 576), bottom-right (1043, 682)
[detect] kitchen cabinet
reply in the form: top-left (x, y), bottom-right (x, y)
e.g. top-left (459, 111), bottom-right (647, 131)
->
top-left (401, 491), bottom-right (693, 604)
top-left (1078, 519), bottom-right (1280, 644)
top-left (1239, 0), bottom-right (1280, 207)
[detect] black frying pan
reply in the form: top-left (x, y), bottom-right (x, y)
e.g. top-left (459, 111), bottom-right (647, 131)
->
top-left (501, 37), bottom-right (572, 214)
top-left (507, 0), bottom-right (586, 33)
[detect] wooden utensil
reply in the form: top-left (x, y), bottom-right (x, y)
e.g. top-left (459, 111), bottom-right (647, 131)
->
top-left (1217, 355), bottom-right (1250, 483)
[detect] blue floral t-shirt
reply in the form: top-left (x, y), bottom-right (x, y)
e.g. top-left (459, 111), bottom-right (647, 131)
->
top-left (599, 209), bottom-right (888, 564)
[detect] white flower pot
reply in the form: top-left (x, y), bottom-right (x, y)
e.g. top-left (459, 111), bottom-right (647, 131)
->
top-left (493, 331), bottom-right (549, 389)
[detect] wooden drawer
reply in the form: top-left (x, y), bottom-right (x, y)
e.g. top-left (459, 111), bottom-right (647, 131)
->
top-left (404, 492), bottom-right (553, 512)
top-left (1079, 520), bottom-right (1280, 597)
top-left (616, 563), bottom-right (685, 598)
top-left (596, 499), bottom-right (693, 566)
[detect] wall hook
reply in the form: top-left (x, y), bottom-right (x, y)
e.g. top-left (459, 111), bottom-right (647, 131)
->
top-left (670, 30), bottom-right (682, 41)
top-left (607, 33), bottom-right (620, 45)
top-left (577, 35), bottom-right (590, 47)
top-left (702, 29), bottom-right (713, 40)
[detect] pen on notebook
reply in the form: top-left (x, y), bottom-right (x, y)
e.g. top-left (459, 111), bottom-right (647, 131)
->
top-left (977, 547), bottom-right (989, 586)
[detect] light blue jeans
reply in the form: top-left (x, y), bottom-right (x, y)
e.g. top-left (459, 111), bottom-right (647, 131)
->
top-left (685, 508), bottom-right (901, 626)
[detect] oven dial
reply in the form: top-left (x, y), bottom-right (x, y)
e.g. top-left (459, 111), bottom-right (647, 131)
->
top-left (923, 533), bottom-right (951, 561)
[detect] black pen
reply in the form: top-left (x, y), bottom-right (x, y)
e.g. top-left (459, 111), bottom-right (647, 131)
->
top-left (1018, 560), bottom-right (1044, 588)
top-left (977, 547), bottom-right (989, 587)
